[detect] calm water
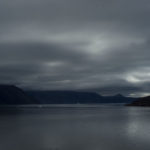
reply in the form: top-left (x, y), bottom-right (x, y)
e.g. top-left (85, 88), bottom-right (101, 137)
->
top-left (0, 104), bottom-right (150, 150)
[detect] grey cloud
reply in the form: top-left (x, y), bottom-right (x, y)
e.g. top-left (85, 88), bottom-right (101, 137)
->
top-left (0, 0), bottom-right (150, 96)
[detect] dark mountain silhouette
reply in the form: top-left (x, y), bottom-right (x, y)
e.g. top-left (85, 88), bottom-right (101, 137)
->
top-left (27, 91), bottom-right (136, 104)
top-left (127, 96), bottom-right (150, 106)
top-left (0, 85), bottom-right (136, 105)
top-left (27, 91), bottom-right (103, 104)
top-left (103, 94), bottom-right (136, 103)
top-left (0, 85), bottom-right (37, 105)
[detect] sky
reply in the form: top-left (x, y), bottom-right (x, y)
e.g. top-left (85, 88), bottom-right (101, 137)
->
top-left (0, 0), bottom-right (150, 97)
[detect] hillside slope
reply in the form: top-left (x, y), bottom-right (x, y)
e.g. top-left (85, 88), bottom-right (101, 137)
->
top-left (0, 85), bottom-right (37, 105)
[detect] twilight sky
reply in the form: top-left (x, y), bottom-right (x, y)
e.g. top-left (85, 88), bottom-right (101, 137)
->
top-left (0, 0), bottom-right (150, 97)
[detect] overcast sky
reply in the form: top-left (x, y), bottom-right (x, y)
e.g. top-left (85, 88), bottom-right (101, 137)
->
top-left (0, 0), bottom-right (150, 97)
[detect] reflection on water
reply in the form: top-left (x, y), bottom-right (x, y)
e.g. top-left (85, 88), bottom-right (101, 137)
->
top-left (0, 105), bottom-right (150, 150)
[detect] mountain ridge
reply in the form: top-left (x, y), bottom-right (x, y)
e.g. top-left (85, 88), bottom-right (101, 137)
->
top-left (0, 85), bottom-right (136, 105)
top-left (26, 90), bottom-right (136, 104)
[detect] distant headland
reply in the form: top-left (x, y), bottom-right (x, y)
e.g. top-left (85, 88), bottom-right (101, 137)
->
top-left (126, 96), bottom-right (150, 107)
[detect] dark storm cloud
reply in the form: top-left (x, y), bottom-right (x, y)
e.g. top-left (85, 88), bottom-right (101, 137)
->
top-left (0, 0), bottom-right (150, 96)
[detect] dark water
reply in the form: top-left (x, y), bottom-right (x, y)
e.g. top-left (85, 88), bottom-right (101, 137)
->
top-left (0, 104), bottom-right (150, 150)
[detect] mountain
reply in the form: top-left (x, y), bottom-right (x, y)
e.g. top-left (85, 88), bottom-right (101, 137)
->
top-left (0, 85), bottom-right (37, 105)
top-left (0, 85), bottom-right (136, 105)
top-left (26, 91), bottom-right (103, 104)
top-left (126, 96), bottom-right (150, 106)
top-left (27, 91), bottom-right (135, 104)
top-left (102, 94), bottom-right (136, 103)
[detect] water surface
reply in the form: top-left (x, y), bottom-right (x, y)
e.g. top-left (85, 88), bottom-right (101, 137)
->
top-left (0, 104), bottom-right (150, 150)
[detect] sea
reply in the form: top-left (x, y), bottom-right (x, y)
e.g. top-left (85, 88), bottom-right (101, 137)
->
top-left (0, 104), bottom-right (150, 150)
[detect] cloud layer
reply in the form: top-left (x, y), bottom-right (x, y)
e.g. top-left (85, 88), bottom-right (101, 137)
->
top-left (0, 0), bottom-right (150, 96)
